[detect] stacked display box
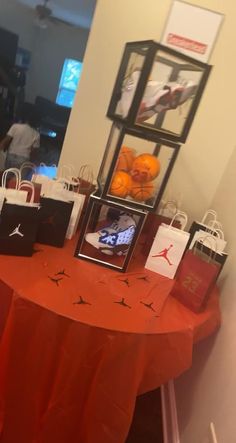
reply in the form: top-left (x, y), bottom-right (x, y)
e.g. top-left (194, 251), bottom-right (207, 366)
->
top-left (75, 40), bottom-right (211, 271)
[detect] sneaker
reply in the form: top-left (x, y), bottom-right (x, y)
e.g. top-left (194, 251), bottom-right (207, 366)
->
top-left (137, 80), bottom-right (197, 122)
top-left (119, 70), bottom-right (141, 118)
top-left (85, 212), bottom-right (137, 256)
top-left (177, 80), bottom-right (197, 105)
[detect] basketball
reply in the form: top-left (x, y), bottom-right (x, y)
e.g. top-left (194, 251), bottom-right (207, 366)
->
top-left (130, 180), bottom-right (155, 202)
top-left (109, 171), bottom-right (132, 198)
top-left (130, 154), bottom-right (160, 182)
top-left (116, 146), bottom-right (136, 172)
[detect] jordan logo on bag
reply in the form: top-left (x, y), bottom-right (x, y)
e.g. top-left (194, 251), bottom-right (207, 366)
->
top-left (152, 244), bottom-right (173, 266)
top-left (42, 213), bottom-right (57, 226)
top-left (9, 224), bottom-right (24, 238)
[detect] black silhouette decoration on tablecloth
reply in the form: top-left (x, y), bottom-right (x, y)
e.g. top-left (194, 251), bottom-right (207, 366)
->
top-left (48, 276), bottom-right (63, 286)
top-left (140, 301), bottom-right (156, 312)
top-left (136, 275), bottom-right (149, 282)
top-left (118, 278), bottom-right (130, 287)
top-left (114, 298), bottom-right (131, 309)
top-left (73, 296), bottom-right (91, 306)
top-left (55, 269), bottom-right (70, 278)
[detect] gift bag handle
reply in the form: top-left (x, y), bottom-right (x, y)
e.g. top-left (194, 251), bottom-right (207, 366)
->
top-left (201, 209), bottom-right (217, 225)
top-left (54, 178), bottom-right (70, 191)
top-left (205, 222), bottom-right (225, 240)
top-left (2, 168), bottom-right (21, 189)
top-left (159, 200), bottom-right (178, 216)
top-left (169, 211), bottom-right (188, 231)
top-left (18, 180), bottom-right (35, 203)
top-left (39, 162), bottom-right (57, 168)
top-left (78, 164), bottom-right (94, 184)
top-left (194, 234), bottom-right (218, 263)
top-left (208, 220), bottom-right (223, 230)
top-left (58, 164), bottom-right (79, 189)
top-left (20, 162), bottom-right (36, 174)
top-left (213, 228), bottom-right (225, 240)
top-left (58, 164), bottom-right (75, 177)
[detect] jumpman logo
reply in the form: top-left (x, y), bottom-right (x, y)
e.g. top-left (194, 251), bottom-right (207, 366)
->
top-left (140, 301), bottom-right (156, 312)
top-left (114, 298), bottom-right (131, 309)
top-left (118, 278), bottom-right (130, 287)
top-left (42, 213), bottom-right (57, 226)
top-left (152, 244), bottom-right (173, 266)
top-left (48, 276), bottom-right (63, 286)
top-left (73, 296), bottom-right (91, 306)
top-left (9, 224), bottom-right (24, 238)
top-left (137, 275), bottom-right (149, 282)
top-left (55, 269), bottom-right (70, 278)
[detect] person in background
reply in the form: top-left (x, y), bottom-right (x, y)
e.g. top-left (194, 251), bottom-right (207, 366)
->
top-left (0, 104), bottom-right (40, 170)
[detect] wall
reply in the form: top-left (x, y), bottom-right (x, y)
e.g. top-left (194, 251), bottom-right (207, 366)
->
top-left (27, 20), bottom-right (89, 103)
top-left (0, 0), bottom-right (90, 103)
top-left (0, 0), bottom-right (35, 51)
top-left (175, 146), bottom-right (236, 443)
top-left (59, 0), bottom-right (234, 222)
top-left (59, 1), bottom-right (236, 442)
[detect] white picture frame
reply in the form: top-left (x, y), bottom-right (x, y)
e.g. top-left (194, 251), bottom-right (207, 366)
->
top-left (161, 0), bottom-right (224, 62)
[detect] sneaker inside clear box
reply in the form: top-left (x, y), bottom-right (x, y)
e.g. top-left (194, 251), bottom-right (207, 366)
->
top-left (78, 201), bottom-right (142, 270)
top-left (120, 49), bottom-right (205, 138)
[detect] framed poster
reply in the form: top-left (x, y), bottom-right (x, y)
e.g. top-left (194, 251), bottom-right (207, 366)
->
top-left (161, 0), bottom-right (224, 62)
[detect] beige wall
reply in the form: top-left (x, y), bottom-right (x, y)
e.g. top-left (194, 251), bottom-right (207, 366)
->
top-left (60, 0), bottom-right (233, 222)
top-left (60, 1), bottom-right (236, 442)
top-left (175, 146), bottom-right (236, 443)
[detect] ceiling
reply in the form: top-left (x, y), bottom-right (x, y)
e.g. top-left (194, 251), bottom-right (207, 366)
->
top-left (17, 0), bottom-right (97, 29)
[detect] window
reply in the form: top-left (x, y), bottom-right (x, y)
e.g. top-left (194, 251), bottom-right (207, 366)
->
top-left (56, 58), bottom-right (83, 108)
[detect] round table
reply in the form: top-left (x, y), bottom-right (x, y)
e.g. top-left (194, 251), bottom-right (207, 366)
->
top-left (0, 237), bottom-right (221, 443)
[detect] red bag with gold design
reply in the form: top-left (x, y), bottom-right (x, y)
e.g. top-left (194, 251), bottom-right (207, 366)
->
top-left (170, 249), bottom-right (220, 313)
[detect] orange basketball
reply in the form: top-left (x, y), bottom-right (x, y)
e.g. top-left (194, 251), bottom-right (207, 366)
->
top-left (131, 154), bottom-right (160, 182)
top-left (109, 171), bottom-right (132, 198)
top-left (130, 180), bottom-right (155, 202)
top-left (116, 146), bottom-right (136, 172)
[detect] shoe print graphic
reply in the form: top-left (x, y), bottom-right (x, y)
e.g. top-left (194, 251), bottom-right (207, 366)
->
top-left (152, 244), bottom-right (173, 266)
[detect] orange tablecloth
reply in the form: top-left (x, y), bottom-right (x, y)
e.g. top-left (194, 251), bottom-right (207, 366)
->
top-left (0, 237), bottom-right (221, 443)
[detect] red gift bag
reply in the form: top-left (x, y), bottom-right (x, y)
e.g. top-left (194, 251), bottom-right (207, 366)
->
top-left (170, 249), bottom-right (220, 313)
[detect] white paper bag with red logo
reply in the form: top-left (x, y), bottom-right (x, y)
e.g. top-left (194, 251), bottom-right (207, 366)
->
top-left (145, 211), bottom-right (190, 279)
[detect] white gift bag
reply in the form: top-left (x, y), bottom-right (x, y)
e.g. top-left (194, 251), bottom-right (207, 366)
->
top-left (31, 163), bottom-right (58, 195)
top-left (189, 226), bottom-right (227, 253)
top-left (145, 211), bottom-right (190, 279)
top-left (20, 162), bottom-right (36, 180)
top-left (57, 164), bottom-right (79, 188)
top-left (188, 209), bottom-right (226, 253)
top-left (0, 168), bottom-right (28, 212)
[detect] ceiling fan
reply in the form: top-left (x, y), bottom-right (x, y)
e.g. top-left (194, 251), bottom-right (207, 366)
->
top-left (35, 0), bottom-right (75, 29)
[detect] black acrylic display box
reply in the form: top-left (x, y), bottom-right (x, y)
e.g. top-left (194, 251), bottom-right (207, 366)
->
top-left (107, 40), bottom-right (211, 143)
top-left (97, 122), bottom-right (180, 211)
top-left (75, 192), bottom-right (147, 272)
